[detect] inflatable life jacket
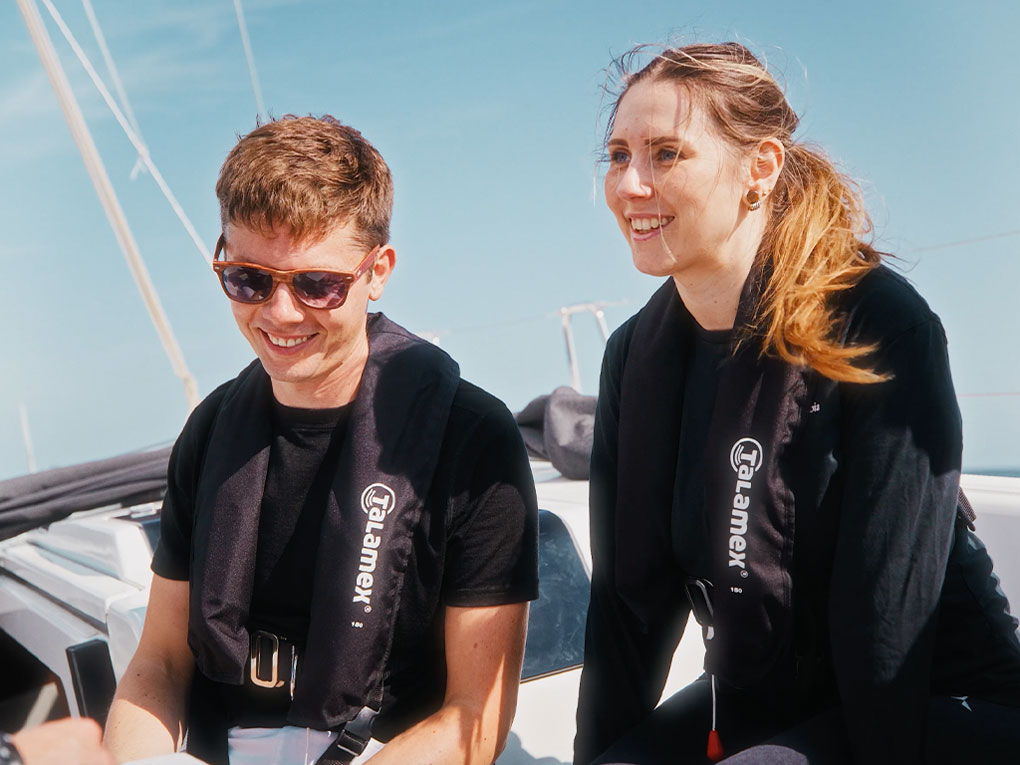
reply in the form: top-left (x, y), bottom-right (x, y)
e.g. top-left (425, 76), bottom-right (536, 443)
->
top-left (615, 271), bottom-right (811, 690)
top-left (185, 314), bottom-right (459, 761)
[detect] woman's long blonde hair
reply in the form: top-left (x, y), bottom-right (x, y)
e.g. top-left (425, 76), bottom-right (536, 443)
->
top-left (607, 43), bottom-right (886, 383)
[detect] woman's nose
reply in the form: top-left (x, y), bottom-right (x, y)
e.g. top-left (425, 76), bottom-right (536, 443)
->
top-left (615, 161), bottom-right (653, 199)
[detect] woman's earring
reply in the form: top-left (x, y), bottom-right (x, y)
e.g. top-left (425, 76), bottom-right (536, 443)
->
top-left (745, 189), bottom-right (763, 211)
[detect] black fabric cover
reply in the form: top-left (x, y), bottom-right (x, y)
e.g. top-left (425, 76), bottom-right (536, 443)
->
top-left (187, 313), bottom-right (460, 730)
top-left (0, 447), bottom-right (170, 541)
top-left (515, 386), bottom-right (596, 480)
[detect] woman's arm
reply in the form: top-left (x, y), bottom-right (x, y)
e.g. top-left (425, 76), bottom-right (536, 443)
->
top-left (574, 327), bottom-right (689, 764)
top-left (831, 316), bottom-right (962, 764)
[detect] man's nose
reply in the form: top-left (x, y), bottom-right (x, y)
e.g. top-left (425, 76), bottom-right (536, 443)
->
top-left (262, 282), bottom-right (306, 321)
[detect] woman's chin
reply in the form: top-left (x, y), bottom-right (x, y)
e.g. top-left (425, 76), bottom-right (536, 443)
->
top-left (630, 250), bottom-right (678, 279)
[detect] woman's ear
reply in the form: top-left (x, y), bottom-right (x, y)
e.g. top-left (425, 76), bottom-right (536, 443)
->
top-left (749, 137), bottom-right (785, 196)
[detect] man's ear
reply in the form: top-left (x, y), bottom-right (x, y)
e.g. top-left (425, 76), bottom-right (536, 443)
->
top-left (368, 244), bottom-right (396, 302)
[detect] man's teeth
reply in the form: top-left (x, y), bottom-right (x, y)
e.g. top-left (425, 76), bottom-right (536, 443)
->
top-left (630, 216), bottom-right (672, 231)
top-left (267, 333), bottom-right (311, 348)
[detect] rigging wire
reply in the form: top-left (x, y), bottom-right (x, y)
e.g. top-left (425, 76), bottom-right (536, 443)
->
top-left (232, 0), bottom-right (266, 121)
top-left (38, 0), bottom-right (212, 265)
top-left (902, 228), bottom-right (1020, 255)
top-left (80, 0), bottom-right (146, 179)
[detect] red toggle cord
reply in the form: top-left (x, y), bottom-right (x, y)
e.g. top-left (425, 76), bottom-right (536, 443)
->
top-left (707, 729), bottom-right (724, 761)
top-left (707, 673), bottom-right (724, 761)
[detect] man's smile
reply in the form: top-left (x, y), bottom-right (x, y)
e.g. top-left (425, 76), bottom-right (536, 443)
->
top-left (262, 330), bottom-right (316, 349)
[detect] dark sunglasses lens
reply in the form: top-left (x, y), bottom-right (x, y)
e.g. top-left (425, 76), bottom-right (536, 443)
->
top-left (220, 266), bottom-right (274, 303)
top-left (292, 272), bottom-right (349, 308)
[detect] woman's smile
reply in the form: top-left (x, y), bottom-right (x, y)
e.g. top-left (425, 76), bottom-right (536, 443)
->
top-left (628, 215), bottom-right (675, 240)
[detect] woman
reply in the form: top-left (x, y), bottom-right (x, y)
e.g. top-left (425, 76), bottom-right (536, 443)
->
top-left (574, 43), bottom-right (1020, 764)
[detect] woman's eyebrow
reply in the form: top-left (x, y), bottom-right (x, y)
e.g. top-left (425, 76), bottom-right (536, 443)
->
top-left (608, 135), bottom-right (683, 149)
top-left (647, 135), bottom-right (682, 148)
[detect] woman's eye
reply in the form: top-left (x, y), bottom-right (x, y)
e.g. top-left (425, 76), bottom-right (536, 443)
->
top-left (656, 148), bottom-right (679, 162)
top-left (609, 150), bottom-right (630, 165)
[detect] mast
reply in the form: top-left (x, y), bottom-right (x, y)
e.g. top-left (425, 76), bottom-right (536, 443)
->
top-left (15, 0), bottom-right (200, 411)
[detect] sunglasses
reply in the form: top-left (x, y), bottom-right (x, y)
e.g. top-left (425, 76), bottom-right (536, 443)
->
top-left (212, 234), bottom-right (380, 309)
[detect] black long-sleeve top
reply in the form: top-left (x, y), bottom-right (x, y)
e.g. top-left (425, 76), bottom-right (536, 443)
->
top-left (574, 266), bottom-right (1020, 764)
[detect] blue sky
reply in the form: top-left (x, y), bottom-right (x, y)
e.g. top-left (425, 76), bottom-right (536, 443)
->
top-left (1, 0), bottom-right (1019, 479)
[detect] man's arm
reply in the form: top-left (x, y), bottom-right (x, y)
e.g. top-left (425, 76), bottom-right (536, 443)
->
top-left (104, 574), bottom-right (194, 761)
top-left (368, 601), bottom-right (529, 765)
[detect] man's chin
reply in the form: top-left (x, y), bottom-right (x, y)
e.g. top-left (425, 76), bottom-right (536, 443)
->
top-left (256, 355), bottom-right (316, 384)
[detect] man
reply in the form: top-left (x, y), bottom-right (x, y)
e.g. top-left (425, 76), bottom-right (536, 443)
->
top-left (105, 116), bottom-right (538, 765)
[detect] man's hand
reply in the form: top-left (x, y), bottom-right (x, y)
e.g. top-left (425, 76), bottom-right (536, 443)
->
top-left (368, 601), bottom-right (529, 764)
top-left (10, 718), bottom-right (115, 765)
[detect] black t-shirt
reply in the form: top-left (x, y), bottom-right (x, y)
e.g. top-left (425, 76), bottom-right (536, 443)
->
top-left (249, 399), bottom-right (350, 640)
top-left (151, 379), bottom-right (539, 740)
top-left (672, 323), bottom-right (731, 579)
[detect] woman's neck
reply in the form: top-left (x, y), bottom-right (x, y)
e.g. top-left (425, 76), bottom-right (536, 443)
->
top-left (672, 244), bottom-right (759, 331)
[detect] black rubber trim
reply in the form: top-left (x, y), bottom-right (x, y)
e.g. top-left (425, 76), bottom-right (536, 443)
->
top-left (65, 638), bottom-right (116, 726)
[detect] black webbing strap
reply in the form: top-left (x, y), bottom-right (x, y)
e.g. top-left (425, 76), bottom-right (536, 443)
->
top-left (315, 703), bottom-right (378, 765)
top-left (957, 487), bottom-right (977, 531)
top-left (315, 675), bottom-right (386, 765)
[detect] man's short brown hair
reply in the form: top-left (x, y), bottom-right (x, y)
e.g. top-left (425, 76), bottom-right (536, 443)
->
top-left (216, 114), bottom-right (393, 247)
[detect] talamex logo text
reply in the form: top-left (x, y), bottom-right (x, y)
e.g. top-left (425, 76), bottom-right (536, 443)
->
top-left (728, 438), bottom-right (763, 571)
top-left (352, 483), bottom-right (396, 612)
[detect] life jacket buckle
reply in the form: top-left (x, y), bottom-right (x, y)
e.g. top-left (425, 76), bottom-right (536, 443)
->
top-left (250, 629), bottom-right (288, 691)
top-left (685, 577), bottom-right (715, 631)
